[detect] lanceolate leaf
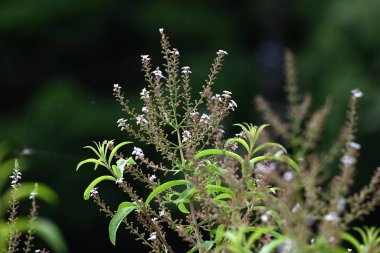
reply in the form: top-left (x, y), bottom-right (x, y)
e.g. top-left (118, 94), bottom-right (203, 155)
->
top-left (145, 180), bottom-right (191, 205)
top-left (205, 185), bottom-right (235, 200)
top-left (252, 143), bottom-right (287, 156)
top-left (195, 149), bottom-right (244, 165)
top-left (108, 141), bottom-right (133, 165)
top-left (83, 175), bottom-right (115, 200)
top-left (109, 202), bottom-right (137, 245)
top-left (76, 158), bottom-right (105, 171)
top-left (225, 138), bottom-right (250, 153)
top-left (116, 158), bottom-right (128, 178)
top-left (341, 232), bottom-right (362, 252)
top-left (250, 155), bottom-right (300, 174)
top-left (259, 237), bottom-right (286, 253)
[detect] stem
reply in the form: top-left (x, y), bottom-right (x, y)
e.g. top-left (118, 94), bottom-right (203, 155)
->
top-left (147, 214), bottom-right (175, 253)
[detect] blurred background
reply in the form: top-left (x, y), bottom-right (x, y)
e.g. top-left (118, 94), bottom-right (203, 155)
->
top-left (1, 0), bottom-right (380, 252)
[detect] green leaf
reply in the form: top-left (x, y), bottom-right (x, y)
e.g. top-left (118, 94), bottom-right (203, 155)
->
top-left (250, 155), bottom-right (300, 174)
top-left (215, 224), bottom-right (225, 244)
top-left (246, 227), bottom-right (274, 250)
top-left (145, 180), bottom-right (191, 205)
top-left (76, 158), bottom-right (105, 171)
top-left (127, 156), bottom-right (137, 165)
top-left (178, 202), bottom-right (190, 214)
top-left (254, 124), bottom-right (270, 144)
top-left (83, 145), bottom-right (101, 158)
top-left (225, 138), bottom-right (250, 153)
top-left (205, 185), bottom-right (235, 200)
top-left (116, 158), bottom-right (128, 178)
top-left (109, 201), bottom-right (137, 245)
top-left (259, 237), bottom-right (286, 253)
top-left (195, 149), bottom-right (244, 165)
top-left (341, 232), bottom-right (362, 252)
top-left (252, 143), bottom-right (287, 156)
top-left (83, 175), bottom-right (115, 200)
top-left (108, 141), bottom-right (133, 165)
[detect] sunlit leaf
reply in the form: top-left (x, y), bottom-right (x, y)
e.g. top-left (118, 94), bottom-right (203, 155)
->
top-left (145, 180), bottom-right (191, 205)
top-left (108, 141), bottom-right (133, 165)
top-left (83, 175), bottom-right (115, 200)
top-left (76, 158), bottom-right (105, 171)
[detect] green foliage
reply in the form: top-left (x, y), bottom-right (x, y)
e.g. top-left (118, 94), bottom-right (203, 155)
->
top-left (76, 30), bottom-right (380, 253)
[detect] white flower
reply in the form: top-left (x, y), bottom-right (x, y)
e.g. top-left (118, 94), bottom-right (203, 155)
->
top-left (136, 115), bottom-right (148, 125)
top-left (219, 128), bottom-right (225, 134)
top-left (115, 178), bottom-right (124, 184)
top-left (190, 111), bottom-right (199, 118)
top-left (324, 212), bottom-right (341, 224)
top-left (211, 94), bottom-right (223, 102)
top-left (151, 217), bottom-right (158, 222)
top-left (35, 250), bottom-right (41, 253)
top-left (200, 114), bottom-right (210, 124)
top-left (235, 132), bottom-right (245, 139)
top-left (222, 91), bottom-right (231, 98)
top-left (181, 66), bottom-right (191, 74)
top-left (348, 141), bottom-right (361, 150)
top-left (117, 118), bottom-right (127, 128)
top-left (216, 50), bottom-right (228, 56)
top-left (140, 88), bottom-right (150, 99)
top-left (337, 196), bottom-right (346, 213)
top-left (256, 162), bottom-right (276, 174)
top-left (310, 238), bottom-right (315, 244)
top-left (142, 107), bottom-right (149, 113)
top-left (113, 83), bottom-right (120, 92)
top-left (147, 232), bottom-right (157, 241)
top-left (291, 202), bottom-right (301, 213)
top-left (341, 155), bottom-right (357, 166)
top-left (223, 90), bottom-right (232, 95)
top-left (260, 211), bottom-right (272, 222)
top-left (152, 67), bottom-right (164, 78)
top-left (90, 187), bottom-right (98, 197)
top-left (172, 48), bottom-right (179, 55)
top-left (182, 130), bottom-right (192, 142)
top-left (29, 190), bottom-right (38, 200)
top-left (141, 55), bottom-right (150, 62)
top-left (348, 249), bottom-right (352, 252)
top-left (230, 143), bottom-right (238, 151)
top-left (228, 100), bottom-right (237, 111)
top-left (132, 147), bottom-right (144, 160)
top-left (10, 168), bottom-right (22, 187)
top-left (283, 171), bottom-right (295, 181)
top-left (149, 174), bottom-right (157, 182)
top-left (351, 88), bottom-right (363, 98)
top-left (159, 28), bottom-right (164, 34)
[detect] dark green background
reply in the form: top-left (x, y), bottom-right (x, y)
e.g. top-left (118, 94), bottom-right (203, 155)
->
top-left (1, 0), bottom-right (380, 252)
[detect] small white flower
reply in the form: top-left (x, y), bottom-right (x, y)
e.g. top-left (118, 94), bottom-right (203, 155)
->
top-left (115, 178), bottom-right (124, 184)
top-left (337, 196), bottom-right (346, 213)
top-left (141, 55), bottom-right (150, 62)
top-left (132, 147), bottom-right (144, 160)
top-left (159, 28), bottom-right (164, 34)
top-left (172, 48), bottom-right (179, 55)
top-left (136, 115), bottom-right (148, 125)
top-left (149, 174), bottom-right (157, 182)
top-left (347, 249), bottom-right (352, 252)
top-left (211, 94), bottom-right (223, 102)
top-left (223, 90), bottom-right (232, 95)
top-left (181, 66), bottom-right (192, 74)
top-left (260, 211), bottom-right (272, 222)
top-left (117, 118), bottom-right (127, 128)
top-left (217, 50), bottom-right (228, 56)
top-left (35, 250), bottom-right (41, 253)
top-left (200, 114), bottom-right (210, 124)
top-left (147, 232), bottom-right (157, 241)
top-left (140, 88), bottom-right (150, 99)
top-left (291, 202), bottom-right (301, 213)
top-left (341, 155), bottom-right (357, 166)
top-left (228, 100), bottom-right (237, 111)
top-left (151, 217), bottom-right (158, 222)
top-left (256, 162), bottom-right (276, 174)
top-left (190, 111), bottom-right (199, 118)
top-left (142, 107), bottom-right (149, 113)
top-left (351, 88), bottom-right (363, 98)
top-left (90, 187), bottom-right (98, 197)
top-left (310, 238), bottom-right (315, 244)
top-left (29, 190), bottom-right (38, 200)
top-left (219, 128), bottom-right (225, 134)
top-left (348, 141), bottom-right (361, 150)
top-left (235, 132), bottom-right (245, 139)
top-left (152, 67), bottom-right (164, 78)
top-left (159, 209), bottom-right (166, 216)
top-left (230, 143), bottom-right (238, 151)
top-left (182, 130), bottom-right (192, 142)
top-left (10, 168), bottom-right (22, 187)
top-left (324, 212), bottom-right (341, 224)
top-left (283, 171), bottom-right (295, 181)
top-left (113, 83), bottom-right (121, 92)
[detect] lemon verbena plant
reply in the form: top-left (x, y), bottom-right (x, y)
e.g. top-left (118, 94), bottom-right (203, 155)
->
top-left (77, 30), bottom-right (380, 253)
